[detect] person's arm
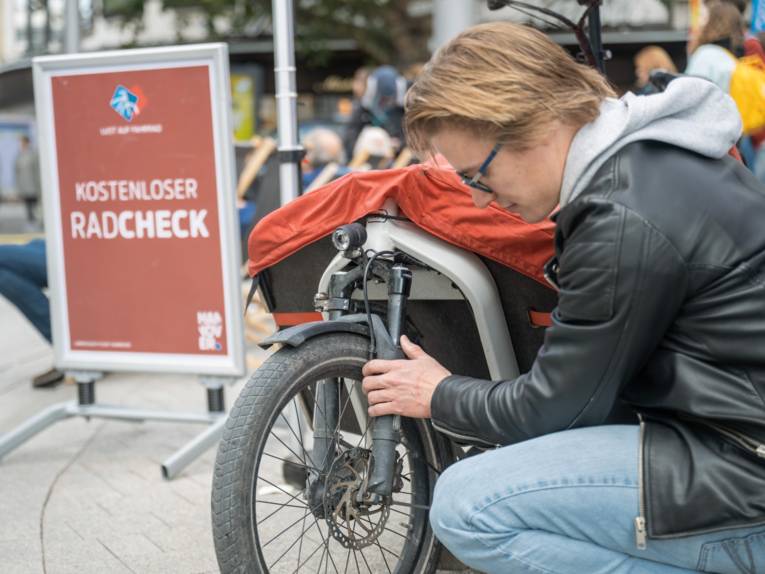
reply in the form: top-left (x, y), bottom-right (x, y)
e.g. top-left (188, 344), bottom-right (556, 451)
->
top-left (430, 198), bottom-right (688, 446)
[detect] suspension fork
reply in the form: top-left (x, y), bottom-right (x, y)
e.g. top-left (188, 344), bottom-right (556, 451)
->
top-left (367, 263), bottom-right (412, 497)
top-left (311, 268), bottom-right (364, 492)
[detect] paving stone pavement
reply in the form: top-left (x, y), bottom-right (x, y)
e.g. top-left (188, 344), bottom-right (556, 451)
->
top-left (0, 296), bottom-right (474, 573)
top-left (0, 296), bottom-right (247, 574)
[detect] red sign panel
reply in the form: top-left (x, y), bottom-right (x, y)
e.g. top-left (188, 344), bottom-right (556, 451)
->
top-left (49, 65), bottom-right (230, 358)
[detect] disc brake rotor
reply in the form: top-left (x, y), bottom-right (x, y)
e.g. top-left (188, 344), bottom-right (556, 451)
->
top-left (323, 448), bottom-right (391, 549)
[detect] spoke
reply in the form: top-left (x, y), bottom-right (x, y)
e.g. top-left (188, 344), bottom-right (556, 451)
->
top-left (375, 540), bottom-right (401, 560)
top-left (297, 511), bottom-right (308, 573)
top-left (306, 509), bottom-right (341, 573)
top-left (388, 506), bottom-right (412, 518)
top-left (280, 410), bottom-right (319, 470)
top-left (335, 379), bottom-right (355, 435)
top-left (255, 499), bottom-right (307, 510)
top-left (262, 451), bottom-right (313, 471)
top-left (317, 540), bottom-right (328, 574)
top-left (343, 546), bottom-right (352, 574)
top-left (256, 475), bottom-right (310, 525)
top-left (290, 538), bottom-right (326, 574)
top-left (268, 430), bottom-right (319, 474)
top-left (379, 525), bottom-right (408, 541)
top-left (389, 500), bottom-right (430, 511)
top-left (262, 506), bottom-right (318, 548)
top-left (356, 514), bottom-right (394, 574)
top-left (374, 538), bottom-right (393, 574)
top-left (350, 521), bottom-right (362, 574)
top-left (357, 544), bottom-right (374, 574)
top-left (355, 415), bottom-right (373, 449)
top-left (324, 533), bottom-right (331, 574)
top-left (266, 508), bottom-right (311, 569)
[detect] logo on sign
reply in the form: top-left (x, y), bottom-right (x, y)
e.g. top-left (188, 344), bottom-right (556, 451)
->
top-left (110, 85), bottom-right (141, 121)
top-left (197, 311), bottom-right (223, 351)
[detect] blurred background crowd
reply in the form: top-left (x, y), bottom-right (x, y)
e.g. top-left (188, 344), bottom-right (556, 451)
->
top-left (2, 0), bottom-right (765, 237)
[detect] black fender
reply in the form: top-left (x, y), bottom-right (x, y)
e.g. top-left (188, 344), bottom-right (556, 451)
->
top-left (259, 313), bottom-right (399, 358)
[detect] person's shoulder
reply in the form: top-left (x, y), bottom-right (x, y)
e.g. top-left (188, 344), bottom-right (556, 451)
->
top-left (687, 44), bottom-right (736, 67)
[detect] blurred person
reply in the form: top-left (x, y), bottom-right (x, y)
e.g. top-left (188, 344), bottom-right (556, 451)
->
top-left (236, 135), bottom-right (277, 245)
top-left (14, 135), bottom-right (41, 227)
top-left (633, 46), bottom-right (677, 94)
top-left (349, 126), bottom-right (395, 170)
top-left (685, 2), bottom-right (745, 92)
top-left (342, 67), bottom-right (370, 159)
top-left (301, 127), bottom-right (349, 191)
top-left (687, 0), bottom-right (748, 54)
top-left (342, 65), bottom-right (407, 158)
top-left (0, 239), bottom-right (64, 388)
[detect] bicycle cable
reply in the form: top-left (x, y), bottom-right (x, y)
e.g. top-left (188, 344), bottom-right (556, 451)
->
top-left (363, 249), bottom-right (395, 359)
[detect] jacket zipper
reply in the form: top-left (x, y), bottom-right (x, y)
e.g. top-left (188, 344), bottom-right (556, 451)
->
top-left (430, 419), bottom-right (499, 449)
top-left (633, 414), bottom-right (765, 547)
top-left (635, 414), bottom-right (648, 550)
top-left (702, 420), bottom-right (765, 458)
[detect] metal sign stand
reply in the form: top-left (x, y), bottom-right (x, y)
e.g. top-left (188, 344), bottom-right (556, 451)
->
top-left (0, 372), bottom-right (235, 479)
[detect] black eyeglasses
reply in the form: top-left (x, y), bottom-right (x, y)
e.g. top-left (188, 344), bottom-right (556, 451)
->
top-left (458, 143), bottom-right (502, 194)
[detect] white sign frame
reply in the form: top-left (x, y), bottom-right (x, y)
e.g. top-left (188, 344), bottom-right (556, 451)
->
top-left (33, 44), bottom-right (245, 376)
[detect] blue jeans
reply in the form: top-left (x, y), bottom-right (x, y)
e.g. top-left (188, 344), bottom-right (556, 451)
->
top-left (430, 425), bottom-right (765, 573)
top-left (0, 240), bottom-right (50, 342)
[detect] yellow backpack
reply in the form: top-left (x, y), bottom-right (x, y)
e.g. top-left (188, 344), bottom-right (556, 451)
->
top-left (728, 53), bottom-right (765, 134)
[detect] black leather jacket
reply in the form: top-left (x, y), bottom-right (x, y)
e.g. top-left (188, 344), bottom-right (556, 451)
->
top-left (430, 141), bottom-right (765, 542)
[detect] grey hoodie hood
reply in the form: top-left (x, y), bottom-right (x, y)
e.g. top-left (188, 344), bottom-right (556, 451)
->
top-left (559, 76), bottom-right (742, 207)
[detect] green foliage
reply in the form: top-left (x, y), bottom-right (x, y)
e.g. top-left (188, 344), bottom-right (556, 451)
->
top-left (103, 0), bottom-right (430, 66)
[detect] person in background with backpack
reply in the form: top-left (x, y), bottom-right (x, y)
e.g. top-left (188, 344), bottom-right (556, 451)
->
top-left (685, 2), bottom-right (744, 92)
top-left (686, 1), bottom-right (765, 168)
top-left (342, 65), bottom-right (407, 160)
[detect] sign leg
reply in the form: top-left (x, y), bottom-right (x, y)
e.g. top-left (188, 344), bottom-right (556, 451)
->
top-left (161, 415), bottom-right (227, 480)
top-left (0, 400), bottom-right (77, 461)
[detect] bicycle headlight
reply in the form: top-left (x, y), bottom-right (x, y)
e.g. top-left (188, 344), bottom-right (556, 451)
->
top-left (332, 224), bottom-right (367, 253)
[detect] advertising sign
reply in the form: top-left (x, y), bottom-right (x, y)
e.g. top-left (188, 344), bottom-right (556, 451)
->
top-left (33, 44), bottom-right (244, 375)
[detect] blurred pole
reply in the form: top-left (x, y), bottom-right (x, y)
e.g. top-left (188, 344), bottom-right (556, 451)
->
top-left (588, 3), bottom-right (605, 74)
top-left (431, 0), bottom-right (475, 51)
top-left (272, 0), bottom-right (301, 205)
top-left (26, 0), bottom-right (33, 55)
top-left (64, 0), bottom-right (79, 53)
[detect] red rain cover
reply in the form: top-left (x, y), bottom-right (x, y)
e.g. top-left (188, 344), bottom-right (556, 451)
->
top-left (247, 164), bottom-right (555, 286)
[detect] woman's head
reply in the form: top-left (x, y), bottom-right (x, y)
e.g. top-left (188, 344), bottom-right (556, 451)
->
top-left (633, 46), bottom-right (677, 87)
top-left (405, 21), bottom-right (615, 156)
top-left (696, 2), bottom-right (744, 52)
top-left (405, 21), bottom-right (614, 222)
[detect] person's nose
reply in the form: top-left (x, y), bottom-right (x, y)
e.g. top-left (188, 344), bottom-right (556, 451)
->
top-left (471, 188), bottom-right (496, 209)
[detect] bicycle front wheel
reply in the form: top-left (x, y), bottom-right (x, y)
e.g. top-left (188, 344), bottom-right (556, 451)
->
top-left (212, 333), bottom-right (444, 574)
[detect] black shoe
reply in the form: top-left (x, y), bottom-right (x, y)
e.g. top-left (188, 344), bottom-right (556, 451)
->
top-left (32, 368), bottom-right (65, 388)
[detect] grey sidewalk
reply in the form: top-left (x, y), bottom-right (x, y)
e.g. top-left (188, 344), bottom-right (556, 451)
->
top-left (0, 297), bottom-right (246, 573)
top-left (0, 296), bottom-right (471, 573)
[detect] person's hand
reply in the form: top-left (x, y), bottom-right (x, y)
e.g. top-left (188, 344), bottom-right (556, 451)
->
top-left (362, 335), bottom-right (451, 418)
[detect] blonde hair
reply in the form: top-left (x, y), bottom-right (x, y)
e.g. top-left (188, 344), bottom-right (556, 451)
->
top-left (405, 21), bottom-right (615, 154)
top-left (634, 46), bottom-right (678, 75)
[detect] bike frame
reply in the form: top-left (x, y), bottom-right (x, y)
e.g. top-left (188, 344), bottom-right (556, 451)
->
top-left (299, 198), bottom-right (522, 503)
